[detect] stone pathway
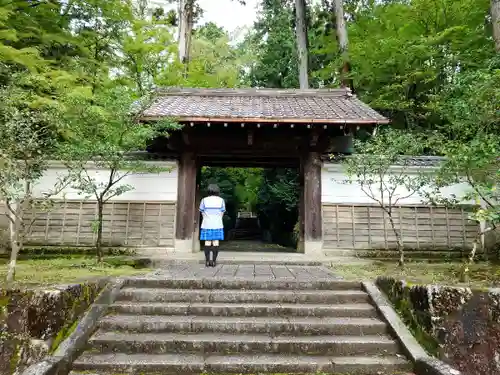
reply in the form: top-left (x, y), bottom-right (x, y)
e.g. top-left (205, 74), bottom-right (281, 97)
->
top-left (151, 263), bottom-right (340, 280)
top-left (142, 250), bottom-right (372, 268)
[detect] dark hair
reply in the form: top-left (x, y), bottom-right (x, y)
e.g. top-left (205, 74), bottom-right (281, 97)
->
top-left (207, 184), bottom-right (220, 196)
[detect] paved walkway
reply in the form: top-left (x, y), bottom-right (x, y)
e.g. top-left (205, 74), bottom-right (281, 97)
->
top-left (141, 251), bottom-right (371, 267)
top-left (151, 263), bottom-right (341, 280)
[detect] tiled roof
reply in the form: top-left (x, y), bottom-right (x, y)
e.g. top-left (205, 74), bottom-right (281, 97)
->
top-left (329, 155), bottom-right (446, 167)
top-left (141, 88), bottom-right (389, 124)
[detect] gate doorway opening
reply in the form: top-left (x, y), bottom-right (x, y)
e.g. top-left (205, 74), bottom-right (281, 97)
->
top-left (198, 166), bottom-right (300, 253)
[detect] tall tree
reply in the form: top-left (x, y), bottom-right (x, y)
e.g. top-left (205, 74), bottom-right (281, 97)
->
top-left (178, 0), bottom-right (195, 64)
top-left (333, 0), bottom-right (352, 90)
top-left (176, 0), bottom-right (244, 66)
top-left (295, 0), bottom-right (309, 88)
top-left (493, 0), bottom-right (500, 51)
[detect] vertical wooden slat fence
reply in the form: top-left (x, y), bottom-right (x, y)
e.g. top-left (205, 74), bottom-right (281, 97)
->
top-left (21, 200), bottom-right (176, 247)
top-left (323, 204), bottom-right (478, 252)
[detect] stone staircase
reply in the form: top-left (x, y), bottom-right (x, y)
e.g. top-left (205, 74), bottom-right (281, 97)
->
top-left (70, 275), bottom-right (412, 374)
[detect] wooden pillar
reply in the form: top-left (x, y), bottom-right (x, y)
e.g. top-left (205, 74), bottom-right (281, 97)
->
top-left (175, 151), bottom-right (197, 253)
top-left (301, 150), bottom-right (323, 255)
top-left (193, 165), bottom-right (202, 252)
top-left (297, 159), bottom-right (305, 253)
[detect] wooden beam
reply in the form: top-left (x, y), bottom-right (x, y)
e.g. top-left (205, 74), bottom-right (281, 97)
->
top-left (202, 159), bottom-right (299, 167)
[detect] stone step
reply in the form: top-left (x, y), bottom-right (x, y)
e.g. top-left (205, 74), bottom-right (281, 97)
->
top-left (72, 353), bottom-right (411, 374)
top-left (98, 315), bottom-right (388, 335)
top-left (323, 248), bottom-right (358, 257)
top-left (123, 277), bottom-right (361, 290)
top-left (89, 331), bottom-right (400, 356)
top-left (109, 301), bottom-right (378, 318)
top-left (116, 288), bottom-right (370, 304)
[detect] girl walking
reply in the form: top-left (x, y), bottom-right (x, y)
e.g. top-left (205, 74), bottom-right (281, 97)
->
top-left (200, 184), bottom-right (226, 267)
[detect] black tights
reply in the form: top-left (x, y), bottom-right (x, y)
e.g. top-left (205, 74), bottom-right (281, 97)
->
top-left (204, 248), bottom-right (219, 264)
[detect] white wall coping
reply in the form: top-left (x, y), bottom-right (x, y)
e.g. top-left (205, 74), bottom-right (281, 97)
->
top-left (46, 160), bottom-right (178, 171)
top-left (322, 161), bottom-right (439, 174)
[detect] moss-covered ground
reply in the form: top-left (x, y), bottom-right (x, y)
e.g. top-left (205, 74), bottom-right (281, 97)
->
top-left (332, 260), bottom-right (500, 288)
top-left (0, 256), bottom-right (150, 286)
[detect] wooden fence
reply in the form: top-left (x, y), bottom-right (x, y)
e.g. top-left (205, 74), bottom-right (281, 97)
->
top-left (19, 200), bottom-right (176, 247)
top-left (323, 204), bottom-right (478, 251)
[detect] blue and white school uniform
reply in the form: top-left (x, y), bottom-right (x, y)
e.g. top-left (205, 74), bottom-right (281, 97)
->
top-left (199, 195), bottom-right (226, 241)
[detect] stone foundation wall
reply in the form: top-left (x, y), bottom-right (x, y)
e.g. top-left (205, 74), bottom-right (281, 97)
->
top-left (0, 279), bottom-right (106, 375)
top-left (377, 277), bottom-right (500, 375)
top-left (323, 204), bottom-right (478, 254)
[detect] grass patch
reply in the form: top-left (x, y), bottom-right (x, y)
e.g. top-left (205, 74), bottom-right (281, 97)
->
top-left (333, 260), bottom-right (500, 288)
top-left (0, 256), bottom-right (150, 287)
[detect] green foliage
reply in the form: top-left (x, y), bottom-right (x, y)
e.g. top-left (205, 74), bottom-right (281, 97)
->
top-left (118, 0), bottom-right (176, 95)
top-left (201, 167), bottom-right (299, 247)
top-left (342, 129), bottom-right (431, 266)
top-left (159, 23), bottom-right (243, 88)
top-left (65, 0), bottom-right (133, 90)
top-left (257, 168), bottom-right (299, 247)
top-left (0, 85), bottom-right (70, 282)
top-left (246, 0), bottom-right (496, 129)
top-left (201, 167), bottom-right (263, 231)
top-left (61, 87), bottom-right (172, 201)
top-left (429, 61), bottom-right (499, 221)
top-left (343, 129), bottom-right (430, 209)
top-left (60, 86), bottom-right (178, 261)
top-left (239, 0), bottom-right (299, 88)
top-left (425, 60), bottom-right (499, 271)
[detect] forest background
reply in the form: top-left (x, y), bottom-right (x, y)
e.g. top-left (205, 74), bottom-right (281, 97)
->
top-left (0, 0), bottom-right (498, 251)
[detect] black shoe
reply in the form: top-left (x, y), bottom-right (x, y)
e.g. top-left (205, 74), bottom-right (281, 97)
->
top-left (205, 261), bottom-right (210, 267)
top-left (211, 260), bottom-right (217, 267)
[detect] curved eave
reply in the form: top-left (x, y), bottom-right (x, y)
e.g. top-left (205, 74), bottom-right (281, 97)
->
top-left (139, 115), bottom-right (391, 125)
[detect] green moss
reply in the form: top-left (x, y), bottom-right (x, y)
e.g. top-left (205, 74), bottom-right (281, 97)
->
top-left (50, 317), bottom-right (79, 353)
top-left (10, 342), bottom-right (21, 374)
top-left (386, 285), bottom-right (440, 356)
top-left (0, 295), bottom-right (9, 310)
top-left (49, 284), bottom-right (101, 353)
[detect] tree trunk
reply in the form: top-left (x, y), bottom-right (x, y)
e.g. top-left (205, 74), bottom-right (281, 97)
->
top-left (461, 227), bottom-right (489, 282)
top-left (96, 200), bottom-right (104, 263)
top-left (6, 179), bottom-right (30, 282)
top-left (295, 0), bottom-right (309, 89)
top-left (334, 0), bottom-right (353, 91)
top-left (492, 0), bottom-right (500, 52)
top-left (178, 0), bottom-right (194, 65)
top-left (6, 201), bottom-right (21, 282)
top-left (388, 215), bottom-right (404, 267)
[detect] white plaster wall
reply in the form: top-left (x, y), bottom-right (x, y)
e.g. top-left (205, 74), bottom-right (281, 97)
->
top-left (32, 161), bottom-right (178, 202)
top-left (321, 162), bottom-right (472, 205)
